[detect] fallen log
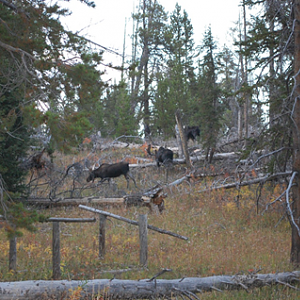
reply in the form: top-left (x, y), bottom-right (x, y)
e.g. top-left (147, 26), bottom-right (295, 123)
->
top-left (129, 152), bottom-right (239, 168)
top-left (46, 217), bottom-right (96, 223)
top-left (0, 271), bottom-right (299, 299)
top-left (200, 171), bottom-right (292, 192)
top-left (25, 193), bottom-right (165, 212)
top-left (26, 197), bottom-right (125, 206)
top-left (124, 188), bottom-right (166, 213)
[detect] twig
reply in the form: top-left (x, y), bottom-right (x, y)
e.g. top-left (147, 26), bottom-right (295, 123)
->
top-left (210, 286), bottom-right (223, 292)
top-left (262, 190), bottom-right (285, 214)
top-left (276, 279), bottom-right (300, 291)
top-left (285, 172), bottom-right (300, 237)
top-left (147, 268), bottom-right (172, 281)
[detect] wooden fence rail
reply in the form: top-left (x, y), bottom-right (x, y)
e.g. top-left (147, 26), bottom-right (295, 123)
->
top-left (79, 205), bottom-right (189, 241)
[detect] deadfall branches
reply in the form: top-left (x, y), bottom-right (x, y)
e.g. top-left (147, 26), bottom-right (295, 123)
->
top-left (0, 271), bottom-right (299, 299)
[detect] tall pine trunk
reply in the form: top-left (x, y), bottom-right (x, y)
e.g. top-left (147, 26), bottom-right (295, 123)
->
top-left (242, 0), bottom-right (249, 139)
top-left (291, 0), bottom-right (300, 266)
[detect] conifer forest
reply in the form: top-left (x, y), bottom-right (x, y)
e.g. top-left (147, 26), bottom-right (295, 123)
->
top-left (1, 0), bottom-right (300, 299)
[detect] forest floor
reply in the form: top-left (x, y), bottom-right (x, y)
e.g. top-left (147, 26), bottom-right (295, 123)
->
top-left (0, 139), bottom-right (299, 299)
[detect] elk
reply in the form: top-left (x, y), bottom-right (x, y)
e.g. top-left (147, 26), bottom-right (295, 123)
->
top-left (86, 161), bottom-right (137, 188)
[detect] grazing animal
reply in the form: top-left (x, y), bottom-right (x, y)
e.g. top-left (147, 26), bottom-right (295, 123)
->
top-left (184, 126), bottom-right (200, 142)
top-left (86, 161), bottom-right (137, 188)
top-left (144, 123), bottom-right (151, 137)
top-left (155, 146), bottom-right (173, 167)
top-left (31, 148), bottom-right (46, 170)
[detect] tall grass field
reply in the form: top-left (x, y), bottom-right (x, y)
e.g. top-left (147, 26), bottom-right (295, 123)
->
top-left (0, 145), bottom-right (298, 299)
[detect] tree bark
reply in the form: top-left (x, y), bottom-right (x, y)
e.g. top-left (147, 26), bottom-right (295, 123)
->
top-left (0, 271), bottom-right (299, 300)
top-left (291, 0), bottom-right (300, 266)
top-left (99, 214), bottom-right (106, 258)
top-left (139, 214), bottom-right (148, 266)
top-left (52, 222), bottom-right (61, 280)
top-left (175, 110), bottom-right (192, 168)
top-left (8, 237), bottom-right (17, 271)
top-left (242, 0), bottom-right (249, 139)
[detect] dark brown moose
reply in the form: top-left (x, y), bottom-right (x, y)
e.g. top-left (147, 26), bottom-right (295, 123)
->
top-left (184, 126), bottom-right (200, 142)
top-left (155, 146), bottom-right (173, 167)
top-left (86, 161), bottom-right (137, 188)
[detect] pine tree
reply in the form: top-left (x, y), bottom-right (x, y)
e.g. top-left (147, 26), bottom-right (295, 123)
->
top-left (195, 27), bottom-right (222, 161)
top-left (103, 82), bottom-right (138, 137)
top-left (217, 46), bottom-right (240, 133)
top-left (0, 0), bottom-right (104, 236)
top-left (131, 0), bottom-right (167, 133)
top-left (152, 3), bottom-right (196, 137)
top-left (242, 0), bottom-right (300, 265)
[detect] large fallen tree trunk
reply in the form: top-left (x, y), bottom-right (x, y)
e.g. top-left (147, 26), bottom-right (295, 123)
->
top-left (26, 197), bottom-right (124, 206)
top-left (25, 189), bottom-right (166, 213)
top-left (129, 152), bottom-right (239, 168)
top-left (0, 271), bottom-right (299, 299)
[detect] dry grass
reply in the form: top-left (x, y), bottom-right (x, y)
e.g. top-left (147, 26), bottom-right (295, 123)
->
top-left (0, 145), bottom-right (299, 298)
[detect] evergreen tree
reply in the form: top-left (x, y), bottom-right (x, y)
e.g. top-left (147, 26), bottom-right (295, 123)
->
top-left (0, 0), bottom-right (104, 236)
top-left (102, 81), bottom-right (138, 137)
top-left (242, 0), bottom-right (300, 265)
top-left (240, 0), bottom-right (293, 166)
top-left (131, 0), bottom-right (168, 133)
top-left (152, 3), bottom-right (196, 137)
top-left (217, 46), bottom-right (240, 132)
top-left (195, 27), bottom-right (222, 160)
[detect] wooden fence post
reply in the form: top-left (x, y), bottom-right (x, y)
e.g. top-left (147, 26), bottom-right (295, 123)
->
top-left (48, 217), bottom-right (96, 280)
top-left (139, 214), bottom-right (148, 267)
top-left (52, 222), bottom-right (61, 280)
top-left (99, 214), bottom-right (106, 258)
top-left (9, 237), bottom-right (17, 272)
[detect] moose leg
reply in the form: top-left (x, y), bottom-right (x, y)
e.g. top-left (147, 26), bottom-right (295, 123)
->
top-left (124, 174), bottom-right (129, 188)
top-left (127, 172), bottom-right (137, 188)
top-left (99, 178), bottom-right (109, 185)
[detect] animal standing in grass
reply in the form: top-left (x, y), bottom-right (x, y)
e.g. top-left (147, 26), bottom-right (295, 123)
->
top-left (184, 126), bottom-right (200, 142)
top-left (87, 161), bottom-right (137, 188)
top-left (155, 146), bottom-right (174, 167)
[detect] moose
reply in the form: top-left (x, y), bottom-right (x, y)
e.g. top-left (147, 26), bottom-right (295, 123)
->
top-left (155, 146), bottom-right (173, 167)
top-left (184, 126), bottom-right (200, 142)
top-left (86, 161), bottom-right (137, 188)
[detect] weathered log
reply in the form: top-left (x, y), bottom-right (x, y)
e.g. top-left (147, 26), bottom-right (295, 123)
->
top-left (167, 175), bottom-right (191, 187)
top-left (129, 152), bottom-right (239, 168)
top-left (46, 217), bottom-right (96, 222)
top-left (26, 197), bottom-right (124, 206)
top-left (27, 188), bottom-right (166, 213)
top-left (0, 271), bottom-right (299, 299)
top-left (200, 171), bottom-right (292, 192)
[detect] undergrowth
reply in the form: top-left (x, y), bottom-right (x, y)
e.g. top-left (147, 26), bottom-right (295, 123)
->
top-left (0, 145), bottom-right (298, 298)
